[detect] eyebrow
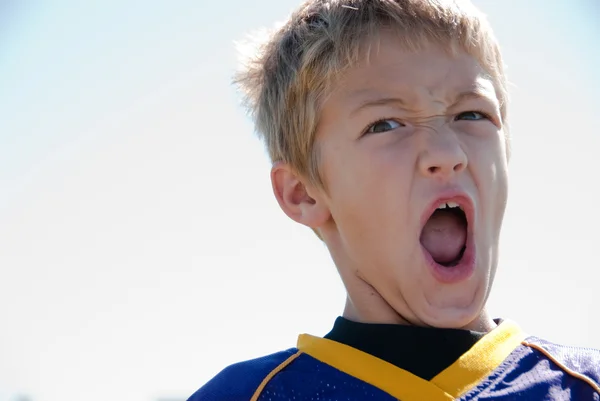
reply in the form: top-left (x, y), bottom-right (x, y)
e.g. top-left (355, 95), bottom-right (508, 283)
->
top-left (349, 94), bottom-right (411, 116)
top-left (450, 87), bottom-right (497, 108)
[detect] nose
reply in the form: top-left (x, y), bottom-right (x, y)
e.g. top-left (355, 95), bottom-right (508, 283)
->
top-left (418, 135), bottom-right (468, 180)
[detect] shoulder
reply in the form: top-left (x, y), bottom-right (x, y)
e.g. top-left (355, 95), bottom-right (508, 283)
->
top-left (187, 348), bottom-right (299, 401)
top-left (522, 336), bottom-right (600, 389)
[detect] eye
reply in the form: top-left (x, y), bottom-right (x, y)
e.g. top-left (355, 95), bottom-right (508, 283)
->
top-left (365, 119), bottom-right (404, 134)
top-left (455, 111), bottom-right (489, 121)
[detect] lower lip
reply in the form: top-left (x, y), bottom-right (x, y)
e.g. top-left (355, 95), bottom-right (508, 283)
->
top-left (421, 237), bottom-right (475, 284)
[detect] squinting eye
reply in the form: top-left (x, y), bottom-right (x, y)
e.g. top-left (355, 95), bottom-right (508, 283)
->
top-left (455, 111), bottom-right (488, 121)
top-left (366, 119), bottom-right (403, 134)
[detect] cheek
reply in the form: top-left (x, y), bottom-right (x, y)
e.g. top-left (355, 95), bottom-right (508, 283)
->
top-left (469, 135), bottom-right (509, 229)
top-left (488, 134), bottom-right (509, 205)
top-left (330, 139), bottom-right (414, 207)
top-left (493, 160), bottom-right (509, 224)
top-left (325, 141), bottom-right (415, 247)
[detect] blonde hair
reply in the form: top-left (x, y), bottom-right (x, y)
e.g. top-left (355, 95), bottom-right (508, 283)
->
top-left (235, 0), bottom-right (508, 187)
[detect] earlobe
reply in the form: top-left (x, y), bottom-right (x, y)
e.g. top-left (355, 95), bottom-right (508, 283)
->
top-left (271, 162), bottom-right (330, 229)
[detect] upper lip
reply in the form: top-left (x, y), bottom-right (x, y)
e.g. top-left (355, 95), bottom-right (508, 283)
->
top-left (420, 189), bottom-right (475, 234)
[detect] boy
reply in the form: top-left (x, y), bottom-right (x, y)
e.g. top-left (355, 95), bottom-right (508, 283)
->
top-left (189, 0), bottom-right (600, 400)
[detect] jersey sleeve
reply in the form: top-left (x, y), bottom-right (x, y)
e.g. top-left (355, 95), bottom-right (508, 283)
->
top-left (524, 336), bottom-right (600, 392)
top-left (186, 349), bottom-right (298, 401)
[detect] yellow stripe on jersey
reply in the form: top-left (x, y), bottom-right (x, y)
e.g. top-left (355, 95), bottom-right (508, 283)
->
top-left (297, 334), bottom-right (455, 401)
top-left (432, 320), bottom-right (527, 398)
top-left (297, 319), bottom-right (526, 401)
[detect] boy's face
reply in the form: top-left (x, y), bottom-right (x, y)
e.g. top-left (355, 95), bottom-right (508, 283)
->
top-left (274, 33), bottom-right (508, 329)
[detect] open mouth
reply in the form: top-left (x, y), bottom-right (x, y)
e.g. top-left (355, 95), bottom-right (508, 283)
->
top-left (420, 202), bottom-right (468, 268)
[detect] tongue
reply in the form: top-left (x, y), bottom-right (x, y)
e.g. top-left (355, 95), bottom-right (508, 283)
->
top-left (420, 209), bottom-right (467, 264)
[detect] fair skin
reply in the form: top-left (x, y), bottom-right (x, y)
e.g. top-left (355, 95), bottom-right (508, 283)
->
top-left (272, 33), bottom-right (509, 332)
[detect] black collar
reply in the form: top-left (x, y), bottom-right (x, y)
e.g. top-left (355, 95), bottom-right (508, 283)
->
top-left (324, 316), bottom-right (488, 380)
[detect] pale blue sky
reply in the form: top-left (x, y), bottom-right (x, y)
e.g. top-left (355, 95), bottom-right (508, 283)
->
top-left (1, 2), bottom-right (599, 401)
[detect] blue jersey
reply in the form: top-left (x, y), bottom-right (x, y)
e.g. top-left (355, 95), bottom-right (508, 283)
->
top-left (189, 320), bottom-right (600, 400)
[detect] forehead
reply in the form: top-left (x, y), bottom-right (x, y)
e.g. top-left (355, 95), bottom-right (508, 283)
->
top-left (327, 34), bottom-right (498, 112)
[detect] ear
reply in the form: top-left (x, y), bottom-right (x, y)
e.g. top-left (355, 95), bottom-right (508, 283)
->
top-left (271, 162), bottom-right (330, 229)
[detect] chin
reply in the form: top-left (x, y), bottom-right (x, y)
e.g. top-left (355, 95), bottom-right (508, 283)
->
top-left (422, 310), bottom-right (479, 329)
top-left (413, 244), bottom-right (494, 329)
top-left (418, 291), bottom-right (485, 329)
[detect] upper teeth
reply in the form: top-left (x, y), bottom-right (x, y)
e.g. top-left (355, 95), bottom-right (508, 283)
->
top-left (437, 202), bottom-right (460, 210)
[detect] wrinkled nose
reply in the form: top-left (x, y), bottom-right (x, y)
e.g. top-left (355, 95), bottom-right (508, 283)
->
top-left (418, 136), bottom-right (467, 180)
